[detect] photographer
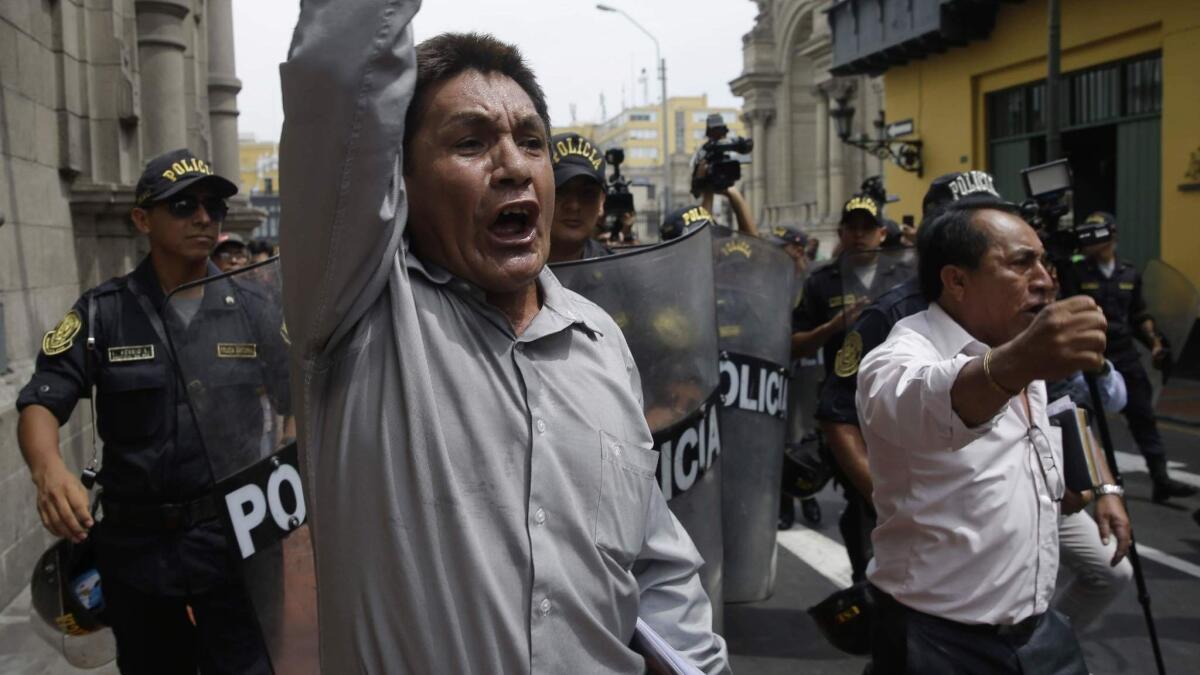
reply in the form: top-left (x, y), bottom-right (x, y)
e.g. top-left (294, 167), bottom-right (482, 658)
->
top-left (693, 113), bottom-right (756, 236)
top-left (548, 132), bottom-right (613, 262)
top-left (1071, 212), bottom-right (1196, 503)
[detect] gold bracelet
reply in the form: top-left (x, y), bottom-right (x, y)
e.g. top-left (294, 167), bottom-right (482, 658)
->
top-left (983, 350), bottom-right (1022, 397)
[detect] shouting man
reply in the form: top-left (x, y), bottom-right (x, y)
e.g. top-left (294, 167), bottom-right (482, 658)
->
top-left (279, 1), bottom-right (727, 673)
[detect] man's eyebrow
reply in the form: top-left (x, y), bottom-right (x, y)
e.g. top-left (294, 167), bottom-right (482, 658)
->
top-left (1007, 245), bottom-right (1042, 261)
top-left (440, 110), bottom-right (495, 129)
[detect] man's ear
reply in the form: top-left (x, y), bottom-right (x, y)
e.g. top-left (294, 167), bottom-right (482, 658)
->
top-left (940, 265), bottom-right (970, 304)
top-left (130, 207), bottom-right (152, 236)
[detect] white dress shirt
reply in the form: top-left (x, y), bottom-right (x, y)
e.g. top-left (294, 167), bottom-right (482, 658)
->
top-left (856, 303), bottom-right (1063, 625)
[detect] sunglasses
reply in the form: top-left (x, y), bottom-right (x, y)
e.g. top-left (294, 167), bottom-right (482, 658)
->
top-left (157, 195), bottom-right (229, 222)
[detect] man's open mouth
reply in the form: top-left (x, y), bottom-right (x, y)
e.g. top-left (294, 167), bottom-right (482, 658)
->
top-left (488, 202), bottom-right (539, 246)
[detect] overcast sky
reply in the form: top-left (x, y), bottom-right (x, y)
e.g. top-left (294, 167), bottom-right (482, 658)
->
top-left (232, 0), bottom-right (758, 143)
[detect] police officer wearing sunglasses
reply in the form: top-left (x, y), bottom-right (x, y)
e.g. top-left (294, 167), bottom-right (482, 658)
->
top-left (16, 149), bottom-right (286, 673)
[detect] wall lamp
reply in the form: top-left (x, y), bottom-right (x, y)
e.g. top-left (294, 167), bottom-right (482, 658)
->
top-left (830, 96), bottom-right (923, 176)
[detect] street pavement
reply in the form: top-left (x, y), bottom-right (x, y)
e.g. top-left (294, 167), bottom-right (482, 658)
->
top-left (3, 390), bottom-right (1199, 673)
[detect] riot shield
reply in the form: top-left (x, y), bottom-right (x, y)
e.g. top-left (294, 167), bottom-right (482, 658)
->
top-left (161, 258), bottom-right (318, 674)
top-left (552, 225), bottom-right (725, 626)
top-left (711, 229), bottom-right (796, 603)
top-left (1139, 259), bottom-right (1200, 402)
top-left (838, 247), bottom-right (917, 315)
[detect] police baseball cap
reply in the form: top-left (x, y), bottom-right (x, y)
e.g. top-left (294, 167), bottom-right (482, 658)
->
top-left (1075, 211), bottom-right (1116, 246)
top-left (765, 225), bottom-right (808, 248)
top-left (550, 133), bottom-right (606, 188)
top-left (921, 170), bottom-right (1015, 221)
top-left (135, 148), bottom-right (238, 207)
top-left (660, 204), bottom-right (713, 241)
top-left (839, 194), bottom-right (883, 227)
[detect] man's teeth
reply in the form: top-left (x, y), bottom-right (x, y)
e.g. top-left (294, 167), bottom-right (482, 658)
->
top-left (500, 206), bottom-right (530, 217)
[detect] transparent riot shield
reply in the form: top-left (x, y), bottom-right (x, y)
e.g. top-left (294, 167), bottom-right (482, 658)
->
top-left (552, 225), bottom-right (724, 626)
top-left (161, 258), bottom-right (318, 674)
top-left (28, 538), bottom-right (117, 668)
top-left (838, 247), bottom-right (917, 313)
top-left (1138, 259), bottom-right (1200, 403)
top-left (711, 229), bottom-right (796, 603)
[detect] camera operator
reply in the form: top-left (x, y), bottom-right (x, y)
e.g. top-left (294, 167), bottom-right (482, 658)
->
top-left (693, 114), bottom-right (756, 236)
top-left (548, 132), bottom-right (613, 262)
top-left (1071, 212), bottom-right (1196, 503)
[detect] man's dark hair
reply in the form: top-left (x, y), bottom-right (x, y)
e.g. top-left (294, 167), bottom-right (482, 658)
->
top-left (917, 207), bottom-right (994, 302)
top-left (404, 33), bottom-right (551, 150)
top-left (248, 238), bottom-right (274, 256)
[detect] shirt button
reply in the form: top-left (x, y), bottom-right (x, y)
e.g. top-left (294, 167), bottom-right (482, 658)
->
top-left (39, 385), bottom-right (50, 393)
top-left (536, 419), bottom-right (546, 434)
top-left (611, 441), bottom-right (622, 457)
top-left (539, 598), bottom-right (551, 615)
top-left (535, 508), bottom-right (546, 525)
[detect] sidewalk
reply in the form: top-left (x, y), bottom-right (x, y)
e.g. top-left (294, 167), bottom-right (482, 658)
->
top-left (1157, 379), bottom-right (1200, 427)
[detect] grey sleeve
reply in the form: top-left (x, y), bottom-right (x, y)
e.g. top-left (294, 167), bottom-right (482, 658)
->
top-left (633, 493), bottom-right (731, 675)
top-left (278, 0), bottom-right (420, 358)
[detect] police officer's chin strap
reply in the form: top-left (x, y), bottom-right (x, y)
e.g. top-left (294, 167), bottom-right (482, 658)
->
top-left (81, 294), bottom-right (100, 493)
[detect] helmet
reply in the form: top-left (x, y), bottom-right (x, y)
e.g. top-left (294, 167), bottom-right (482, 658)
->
top-left (807, 582), bottom-right (874, 655)
top-left (29, 538), bottom-right (116, 668)
top-left (781, 434), bottom-right (833, 499)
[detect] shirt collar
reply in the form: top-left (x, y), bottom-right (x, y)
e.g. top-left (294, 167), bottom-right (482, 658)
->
top-left (926, 302), bottom-right (989, 358)
top-left (405, 251), bottom-right (604, 339)
top-left (128, 255), bottom-right (225, 310)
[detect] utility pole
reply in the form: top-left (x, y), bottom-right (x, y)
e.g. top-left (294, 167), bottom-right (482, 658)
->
top-left (1045, 0), bottom-right (1062, 161)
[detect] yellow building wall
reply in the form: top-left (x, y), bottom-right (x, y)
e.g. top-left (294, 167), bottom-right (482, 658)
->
top-left (882, 0), bottom-right (1200, 286)
top-left (238, 140), bottom-right (280, 196)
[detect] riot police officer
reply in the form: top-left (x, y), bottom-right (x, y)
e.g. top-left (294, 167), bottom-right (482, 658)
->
top-left (548, 132), bottom-right (612, 262)
top-left (1072, 212), bottom-right (1196, 503)
top-left (16, 149), bottom-right (288, 674)
top-left (781, 195), bottom-right (895, 528)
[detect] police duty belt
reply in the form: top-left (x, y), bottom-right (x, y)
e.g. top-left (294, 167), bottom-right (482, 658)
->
top-left (718, 351), bottom-right (790, 420)
top-left (654, 388), bottom-right (722, 501)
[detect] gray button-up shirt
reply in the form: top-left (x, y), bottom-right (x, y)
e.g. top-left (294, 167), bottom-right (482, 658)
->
top-left (278, 1), bottom-right (727, 672)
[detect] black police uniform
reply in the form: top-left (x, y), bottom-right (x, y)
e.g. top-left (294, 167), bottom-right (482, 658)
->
top-left (1070, 257), bottom-right (1164, 460)
top-left (792, 255), bottom-right (912, 379)
top-left (815, 278), bottom-right (927, 582)
top-left (582, 237), bottom-right (614, 259)
top-left (17, 256), bottom-right (289, 674)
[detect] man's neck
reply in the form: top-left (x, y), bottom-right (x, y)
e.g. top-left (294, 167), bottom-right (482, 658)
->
top-left (150, 251), bottom-right (209, 296)
top-left (1093, 250), bottom-right (1116, 265)
top-left (487, 282), bottom-right (541, 336)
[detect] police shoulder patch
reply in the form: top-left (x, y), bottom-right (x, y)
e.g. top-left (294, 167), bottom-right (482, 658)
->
top-left (833, 330), bottom-right (863, 378)
top-left (42, 310), bottom-right (82, 356)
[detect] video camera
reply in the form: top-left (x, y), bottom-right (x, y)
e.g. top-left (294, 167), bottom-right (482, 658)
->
top-left (692, 113), bottom-right (753, 195)
top-left (603, 148), bottom-right (636, 240)
top-left (1019, 158), bottom-right (1075, 258)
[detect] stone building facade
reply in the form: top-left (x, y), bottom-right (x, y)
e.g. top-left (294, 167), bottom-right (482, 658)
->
top-left (0, 0), bottom-right (256, 608)
top-left (730, 0), bottom-right (890, 252)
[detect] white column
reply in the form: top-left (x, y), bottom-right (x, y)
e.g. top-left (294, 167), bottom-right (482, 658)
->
top-left (814, 90), bottom-right (830, 220)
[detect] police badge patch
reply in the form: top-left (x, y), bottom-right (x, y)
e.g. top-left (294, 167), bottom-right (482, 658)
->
top-left (42, 310), bottom-right (82, 356)
top-left (833, 330), bottom-right (863, 378)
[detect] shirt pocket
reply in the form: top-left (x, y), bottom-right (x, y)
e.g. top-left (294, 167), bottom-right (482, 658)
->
top-left (98, 362), bottom-right (169, 443)
top-left (594, 430), bottom-right (660, 569)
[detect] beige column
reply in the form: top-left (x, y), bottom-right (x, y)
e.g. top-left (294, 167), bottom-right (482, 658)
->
top-left (206, 0), bottom-right (242, 181)
top-left (746, 109), bottom-right (773, 222)
top-left (814, 90), bottom-right (830, 219)
top-left (135, 0), bottom-right (191, 158)
top-left (827, 113), bottom-right (847, 215)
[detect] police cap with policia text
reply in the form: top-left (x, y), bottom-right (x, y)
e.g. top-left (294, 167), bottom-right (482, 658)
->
top-left (550, 133), bottom-right (606, 188)
top-left (135, 148), bottom-right (238, 207)
top-left (660, 204), bottom-right (714, 241)
top-left (839, 194), bottom-right (883, 227)
top-left (1075, 211), bottom-right (1117, 247)
top-left (921, 170), bottom-right (1015, 221)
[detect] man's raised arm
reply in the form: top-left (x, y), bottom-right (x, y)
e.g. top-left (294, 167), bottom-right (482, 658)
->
top-left (279, 0), bottom-right (420, 358)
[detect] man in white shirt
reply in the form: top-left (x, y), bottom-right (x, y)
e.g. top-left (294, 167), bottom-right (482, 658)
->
top-left (857, 204), bottom-right (1107, 673)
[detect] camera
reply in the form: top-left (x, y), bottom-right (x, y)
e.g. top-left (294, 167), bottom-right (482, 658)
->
top-left (603, 148), bottom-right (636, 239)
top-left (692, 113), bottom-right (753, 195)
top-left (1019, 158), bottom-right (1075, 257)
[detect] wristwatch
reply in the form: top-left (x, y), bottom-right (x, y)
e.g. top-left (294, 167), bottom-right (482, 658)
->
top-left (1093, 483), bottom-right (1125, 497)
